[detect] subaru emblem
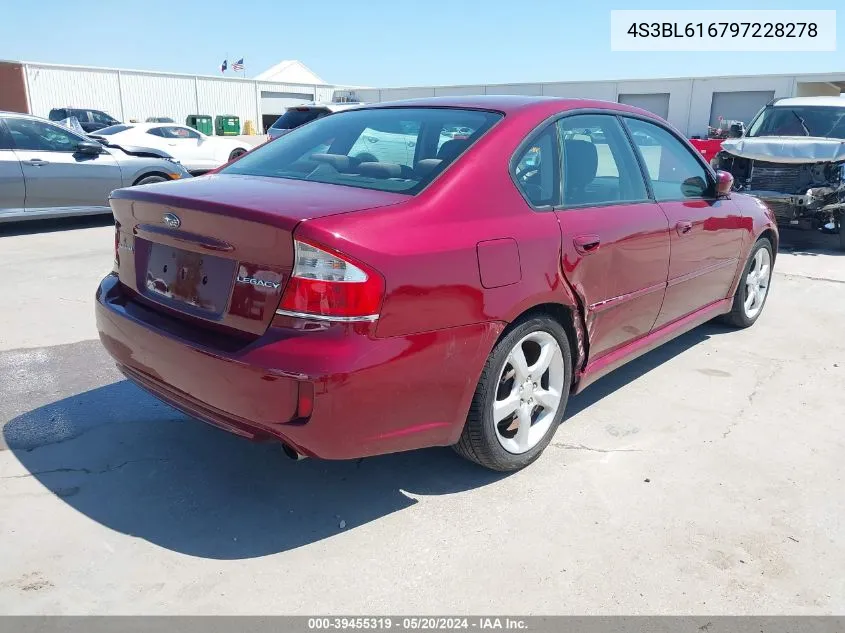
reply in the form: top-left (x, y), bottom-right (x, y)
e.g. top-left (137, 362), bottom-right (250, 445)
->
top-left (162, 212), bottom-right (181, 229)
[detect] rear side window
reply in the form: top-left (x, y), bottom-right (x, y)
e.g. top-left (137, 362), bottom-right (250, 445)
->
top-left (623, 117), bottom-right (712, 200)
top-left (223, 107), bottom-right (502, 195)
top-left (91, 110), bottom-right (116, 124)
top-left (556, 114), bottom-right (649, 207)
top-left (271, 108), bottom-right (327, 130)
top-left (512, 124), bottom-right (559, 208)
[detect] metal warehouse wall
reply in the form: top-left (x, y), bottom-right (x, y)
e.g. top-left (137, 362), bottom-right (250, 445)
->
top-left (22, 63), bottom-right (342, 133)
top-left (352, 73), bottom-right (844, 137)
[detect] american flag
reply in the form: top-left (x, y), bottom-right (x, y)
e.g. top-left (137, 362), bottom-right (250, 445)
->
top-left (233, 58), bottom-right (244, 72)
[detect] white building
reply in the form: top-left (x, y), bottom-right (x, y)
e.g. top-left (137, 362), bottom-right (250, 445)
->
top-left (348, 72), bottom-right (845, 138)
top-left (0, 59), bottom-right (340, 134)
top-left (1, 58), bottom-right (843, 137)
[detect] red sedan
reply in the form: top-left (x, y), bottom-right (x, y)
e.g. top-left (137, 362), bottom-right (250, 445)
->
top-left (96, 96), bottom-right (777, 471)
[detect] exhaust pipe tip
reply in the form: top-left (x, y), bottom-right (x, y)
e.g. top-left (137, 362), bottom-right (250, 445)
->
top-left (282, 443), bottom-right (308, 461)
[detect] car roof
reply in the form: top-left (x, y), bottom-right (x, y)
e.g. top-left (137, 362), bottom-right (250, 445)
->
top-left (358, 95), bottom-right (663, 119)
top-left (774, 96), bottom-right (845, 108)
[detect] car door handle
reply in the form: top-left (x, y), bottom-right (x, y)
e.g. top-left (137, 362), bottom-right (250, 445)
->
top-left (25, 158), bottom-right (48, 166)
top-left (573, 234), bottom-right (601, 255)
top-left (676, 221), bottom-right (693, 235)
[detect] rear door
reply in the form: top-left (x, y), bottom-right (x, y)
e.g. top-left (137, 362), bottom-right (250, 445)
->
top-left (6, 117), bottom-right (121, 213)
top-left (539, 113), bottom-right (670, 359)
top-left (622, 116), bottom-right (744, 328)
top-left (0, 119), bottom-right (26, 216)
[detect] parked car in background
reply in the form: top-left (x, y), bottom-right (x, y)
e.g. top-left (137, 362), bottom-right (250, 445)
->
top-left (267, 102), bottom-right (364, 140)
top-left (0, 112), bottom-right (190, 223)
top-left (146, 117), bottom-right (175, 123)
top-left (96, 96), bottom-right (777, 472)
top-left (90, 123), bottom-right (249, 173)
top-left (712, 96), bottom-right (845, 249)
top-left (48, 107), bottom-right (120, 133)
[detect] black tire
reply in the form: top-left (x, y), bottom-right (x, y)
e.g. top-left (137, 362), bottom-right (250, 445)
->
top-left (133, 175), bottom-right (167, 186)
top-left (721, 237), bottom-right (773, 329)
top-left (229, 148), bottom-right (247, 161)
top-left (453, 316), bottom-right (572, 472)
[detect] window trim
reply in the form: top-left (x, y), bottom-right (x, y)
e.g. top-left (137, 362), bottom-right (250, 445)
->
top-left (4, 117), bottom-right (87, 153)
top-left (618, 113), bottom-right (719, 203)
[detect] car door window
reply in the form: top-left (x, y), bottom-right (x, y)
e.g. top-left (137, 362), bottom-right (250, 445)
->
top-left (556, 114), bottom-right (649, 208)
top-left (512, 124), bottom-right (559, 208)
top-left (91, 111), bottom-right (115, 125)
top-left (623, 118), bottom-right (712, 201)
top-left (159, 126), bottom-right (201, 140)
top-left (4, 118), bottom-right (83, 152)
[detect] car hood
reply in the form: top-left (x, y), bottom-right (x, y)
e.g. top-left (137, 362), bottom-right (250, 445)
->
top-left (721, 136), bottom-right (845, 164)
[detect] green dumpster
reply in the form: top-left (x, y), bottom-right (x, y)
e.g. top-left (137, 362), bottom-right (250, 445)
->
top-left (185, 115), bottom-right (213, 136)
top-left (215, 115), bottom-right (240, 136)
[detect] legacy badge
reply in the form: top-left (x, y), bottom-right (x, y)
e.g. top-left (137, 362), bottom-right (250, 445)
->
top-left (237, 275), bottom-right (281, 290)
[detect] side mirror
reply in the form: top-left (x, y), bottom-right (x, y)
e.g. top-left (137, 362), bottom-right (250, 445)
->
top-left (715, 170), bottom-right (734, 196)
top-left (76, 141), bottom-right (102, 155)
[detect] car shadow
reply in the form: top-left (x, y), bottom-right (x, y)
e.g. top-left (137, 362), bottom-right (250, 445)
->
top-left (3, 381), bottom-right (507, 560)
top-left (777, 226), bottom-right (843, 257)
top-left (3, 321), bottom-right (732, 561)
top-left (566, 321), bottom-right (734, 419)
top-left (0, 214), bottom-right (113, 238)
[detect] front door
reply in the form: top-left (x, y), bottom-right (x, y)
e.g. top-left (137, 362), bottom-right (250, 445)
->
top-left (5, 117), bottom-right (121, 213)
top-left (622, 117), bottom-right (744, 328)
top-left (551, 114), bottom-right (671, 359)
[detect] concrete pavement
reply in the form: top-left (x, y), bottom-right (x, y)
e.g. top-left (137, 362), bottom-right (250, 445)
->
top-left (0, 218), bottom-right (843, 614)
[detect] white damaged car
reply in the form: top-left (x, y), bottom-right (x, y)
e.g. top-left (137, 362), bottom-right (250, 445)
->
top-left (712, 96), bottom-right (845, 249)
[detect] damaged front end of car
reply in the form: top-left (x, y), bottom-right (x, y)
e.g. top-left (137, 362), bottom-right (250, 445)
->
top-left (713, 137), bottom-right (845, 243)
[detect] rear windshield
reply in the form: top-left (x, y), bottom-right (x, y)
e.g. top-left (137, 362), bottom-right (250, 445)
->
top-left (225, 107), bottom-right (503, 194)
top-left (93, 124), bottom-right (133, 135)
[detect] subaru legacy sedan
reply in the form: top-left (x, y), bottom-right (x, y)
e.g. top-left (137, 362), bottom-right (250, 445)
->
top-left (96, 96), bottom-right (777, 471)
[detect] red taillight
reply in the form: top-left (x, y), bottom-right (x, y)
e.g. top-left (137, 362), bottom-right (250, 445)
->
top-left (277, 239), bottom-right (384, 321)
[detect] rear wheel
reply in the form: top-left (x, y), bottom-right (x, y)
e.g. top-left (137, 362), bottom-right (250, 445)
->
top-left (454, 316), bottom-right (572, 471)
top-left (228, 148), bottom-right (247, 161)
top-left (721, 237), bottom-right (773, 328)
top-left (133, 175), bottom-right (167, 186)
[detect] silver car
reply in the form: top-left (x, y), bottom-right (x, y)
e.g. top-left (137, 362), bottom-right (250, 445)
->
top-left (0, 111), bottom-right (191, 223)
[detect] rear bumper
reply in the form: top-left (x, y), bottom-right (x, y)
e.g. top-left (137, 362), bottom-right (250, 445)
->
top-left (96, 274), bottom-right (502, 459)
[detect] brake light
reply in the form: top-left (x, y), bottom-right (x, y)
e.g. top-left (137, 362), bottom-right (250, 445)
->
top-left (277, 240), bottom-right (384, 321)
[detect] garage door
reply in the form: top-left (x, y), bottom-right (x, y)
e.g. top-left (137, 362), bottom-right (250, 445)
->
top-left (709, 91), bottom-right (774, 127)
top-left (618, 93), bottom-right (670, 119)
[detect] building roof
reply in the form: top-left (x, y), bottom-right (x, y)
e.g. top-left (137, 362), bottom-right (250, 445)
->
top-left (774, 96), bottom-right (845, 107)
top-left (254, 60), bottom-right (326, 85)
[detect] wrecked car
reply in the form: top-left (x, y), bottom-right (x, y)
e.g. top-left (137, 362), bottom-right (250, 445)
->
top-left (712, 96), bottom-right (845, 249)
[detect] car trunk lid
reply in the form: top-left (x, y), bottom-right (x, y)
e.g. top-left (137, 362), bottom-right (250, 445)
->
top-left (110, 174), bottom-right (407, 336)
